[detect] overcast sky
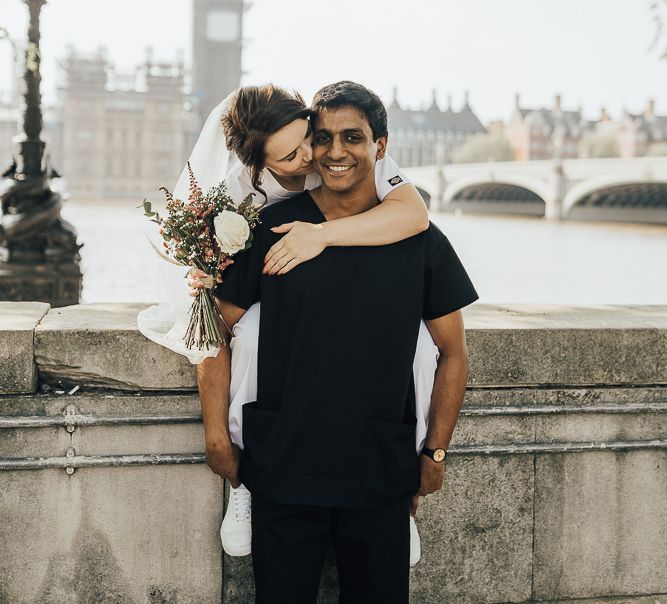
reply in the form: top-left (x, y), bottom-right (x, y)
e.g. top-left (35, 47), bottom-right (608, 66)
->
top-left (0, 0), bottom-right (664, 123)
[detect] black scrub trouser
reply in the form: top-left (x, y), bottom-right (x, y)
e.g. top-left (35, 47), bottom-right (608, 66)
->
top-left (251, 495), bottom-right (410, 604)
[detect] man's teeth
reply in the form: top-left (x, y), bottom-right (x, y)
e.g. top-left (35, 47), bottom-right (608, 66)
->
top-left (328, 165), bottom-right (352, 172)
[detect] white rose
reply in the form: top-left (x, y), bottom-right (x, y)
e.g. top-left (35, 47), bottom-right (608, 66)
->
top-left (213, 210), bottom-right (250, 255)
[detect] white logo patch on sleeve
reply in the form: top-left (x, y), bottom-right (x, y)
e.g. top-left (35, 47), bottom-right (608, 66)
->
top-left (388, 175), bottom-right (403, 186)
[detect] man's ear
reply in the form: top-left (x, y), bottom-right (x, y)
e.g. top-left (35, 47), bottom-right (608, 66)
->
top-left (375, 136), bottom-right (388, 160)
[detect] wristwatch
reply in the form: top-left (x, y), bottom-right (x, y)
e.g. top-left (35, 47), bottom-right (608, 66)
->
top-left (421, 446), bottom-right (446, 463)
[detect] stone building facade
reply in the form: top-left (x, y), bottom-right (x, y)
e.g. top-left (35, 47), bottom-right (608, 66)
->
top-left (615, 100), bottom-right (667, 158)
top-left (386, 89), bottom-right (486, 167)
top-left (504, 94), bottom-right (595, 161)
top-left (58, 49), bottom-right (191, 199)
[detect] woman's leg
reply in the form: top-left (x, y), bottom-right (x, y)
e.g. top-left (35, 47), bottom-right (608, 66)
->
top-left (409, 320), bottom-right (439, 567)
top-left (222, 302), bottom-right (260, 557)
top-left (228, 302), bottom-right (261, 450)
top-left (413, 320), bottom-right (439, 453)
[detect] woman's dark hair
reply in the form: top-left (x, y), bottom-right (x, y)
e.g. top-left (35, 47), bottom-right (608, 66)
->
top-left (311, 81), bottom-right (388, 141)
top-left (221, 84), bottom-right (311, 203)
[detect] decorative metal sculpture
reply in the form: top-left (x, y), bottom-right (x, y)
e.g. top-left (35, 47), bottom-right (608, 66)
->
top-left (0, 0), bottom-right (82, 305)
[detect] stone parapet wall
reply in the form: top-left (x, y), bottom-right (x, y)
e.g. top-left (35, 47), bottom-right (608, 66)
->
top-left (0, 303), bottom-right (665, 603)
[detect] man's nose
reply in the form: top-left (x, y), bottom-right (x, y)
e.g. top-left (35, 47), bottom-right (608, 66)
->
top-left (328, 136), bottom-right (346, 161)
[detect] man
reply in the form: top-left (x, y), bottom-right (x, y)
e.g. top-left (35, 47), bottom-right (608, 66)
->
top-left (197, 81), bottom-right (478, 603)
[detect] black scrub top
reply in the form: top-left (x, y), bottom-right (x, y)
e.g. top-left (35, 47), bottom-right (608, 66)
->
top-left (214, 191), bottom-right (479, 507)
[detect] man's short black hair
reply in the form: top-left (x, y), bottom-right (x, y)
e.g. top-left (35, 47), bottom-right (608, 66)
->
top-left (311, 81), bottom-right (388, 141)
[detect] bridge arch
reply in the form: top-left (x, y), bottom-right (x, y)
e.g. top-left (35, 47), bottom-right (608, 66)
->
top-left (563, 177), bottom-right (667, 215)
top-left (444, 176), bottom-right (550, 206)
top-left (443, 177), bottom-right (549, 216)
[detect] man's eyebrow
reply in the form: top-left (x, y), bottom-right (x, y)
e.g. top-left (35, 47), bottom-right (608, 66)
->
top-left (278, 122), bottom-right (312, 161)
top-left (313, 127), bottom-right (364, 135)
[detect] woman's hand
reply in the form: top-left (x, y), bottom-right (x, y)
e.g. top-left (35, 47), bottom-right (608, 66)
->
top-left (263, 221), bottom-right (327, 275)
top-left (188, 267), bottom-right (220, 297)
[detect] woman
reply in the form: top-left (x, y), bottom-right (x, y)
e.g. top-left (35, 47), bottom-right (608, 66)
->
top-left (139, 84), bottom-right (438, 567)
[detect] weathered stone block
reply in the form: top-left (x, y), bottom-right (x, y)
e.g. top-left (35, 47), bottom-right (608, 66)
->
top-left (0, 465), bottom-right (223, 604)
top-left (535, 411), bottom-right (667, 444)
top-left (0, 301), bottom-right (50, 394)
top-left (0, 425), bottom-right (68, 459)
top-left (465, 305), bottom-right (667, 387)
top-left (410, 454), bottom-right (534, 603)
top-left (0, 393), bottom-right (205, 458)
top-left (34, 304), bottom-right (197, 391)
top-left (534, 450), bottom-right (667, 600)
top-left (539, 596), bottom-right (667, 604)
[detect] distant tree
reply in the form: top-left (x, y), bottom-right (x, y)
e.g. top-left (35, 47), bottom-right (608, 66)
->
top-left (647, 142), bottom-right (667, 156)
top-left (579, 133), bottom-right (620, 158)
top-left (450, 133), bottom-right (514, 163)
top-left (649, 0), bottom-right (667, 59)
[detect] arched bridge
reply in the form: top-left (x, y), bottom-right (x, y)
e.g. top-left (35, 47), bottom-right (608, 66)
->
top-left (404, 157), bottom-right (667, 224)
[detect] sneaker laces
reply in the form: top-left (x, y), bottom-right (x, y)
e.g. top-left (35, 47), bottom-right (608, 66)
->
top-left (232, 484), bottom-right (251, 522)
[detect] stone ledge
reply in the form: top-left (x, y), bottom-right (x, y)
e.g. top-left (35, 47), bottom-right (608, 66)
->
top-left (1, 302), bottom-right (665, 392)
top-left (465, 304), bottom-right (667, 387)
top-left (0, 301), bottom-right (50, 394)
top-left (34, 303), bottom-right (197, 391)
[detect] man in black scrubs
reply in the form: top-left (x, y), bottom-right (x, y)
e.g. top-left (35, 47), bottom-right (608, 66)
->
top-left (197, 81), bottom-right (479, 603)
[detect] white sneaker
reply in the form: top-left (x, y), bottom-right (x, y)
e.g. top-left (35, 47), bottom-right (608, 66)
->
top-left (220, 483), bottom-right (252, 556)
top-left (410, 515), bottom-right (421, 567)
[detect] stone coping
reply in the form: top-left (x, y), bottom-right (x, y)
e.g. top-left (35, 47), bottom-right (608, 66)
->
top-left (0, 302), bottom-right (50, 395)
top-left (0, 302), bottom-right (665, 393)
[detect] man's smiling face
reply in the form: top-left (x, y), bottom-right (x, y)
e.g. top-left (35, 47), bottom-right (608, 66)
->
top-left (311, 105), bottom-right (387, 193)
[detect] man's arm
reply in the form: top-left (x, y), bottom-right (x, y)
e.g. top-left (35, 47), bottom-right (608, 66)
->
top-left (197, 299), bottom-right (247, 487)
top-left (418, 309), bottom-right (470, 497)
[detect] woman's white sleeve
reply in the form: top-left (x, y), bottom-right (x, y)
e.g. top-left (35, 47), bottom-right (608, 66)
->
top-left (374, 154), bottom-right (412, 201)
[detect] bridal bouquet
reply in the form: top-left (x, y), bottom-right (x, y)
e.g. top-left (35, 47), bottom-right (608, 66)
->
top-left (140, 162), bottom-right (260, 350)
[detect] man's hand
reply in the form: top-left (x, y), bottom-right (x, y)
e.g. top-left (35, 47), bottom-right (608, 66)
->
top-left (411, 455), bottom-right (446, 517)
top-left (417, 454), bottom-right (446, 498)
top-left (205, 438), bottom-right (242, 488)
top-left (263, 221), bottom-right (326, 275)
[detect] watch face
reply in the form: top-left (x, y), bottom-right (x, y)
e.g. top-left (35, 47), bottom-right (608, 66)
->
top-left (433, 449), bottom-right (446, 462)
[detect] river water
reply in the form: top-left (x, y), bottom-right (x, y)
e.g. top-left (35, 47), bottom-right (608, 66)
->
top-left (61, 198), bottom-right (667, 306)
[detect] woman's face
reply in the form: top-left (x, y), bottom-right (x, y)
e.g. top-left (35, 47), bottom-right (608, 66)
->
top-left (263, 118), bottom-right (313, 177)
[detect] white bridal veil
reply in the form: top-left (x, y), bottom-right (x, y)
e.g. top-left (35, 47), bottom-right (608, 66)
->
top-left (137, 93), bottom-right (236, 364)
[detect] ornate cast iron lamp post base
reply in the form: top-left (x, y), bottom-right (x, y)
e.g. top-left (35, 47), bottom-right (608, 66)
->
top-left (0, 0), bottom-right (82, 306)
